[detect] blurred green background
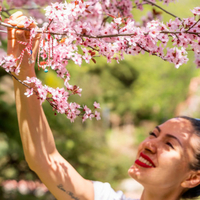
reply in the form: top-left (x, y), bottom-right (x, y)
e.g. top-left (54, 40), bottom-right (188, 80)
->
top-left (1, 0), bottom-right (200, 199)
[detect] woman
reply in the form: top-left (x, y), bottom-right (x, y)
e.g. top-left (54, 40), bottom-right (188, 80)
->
top-left (5, 12), bottom-right (200, 200)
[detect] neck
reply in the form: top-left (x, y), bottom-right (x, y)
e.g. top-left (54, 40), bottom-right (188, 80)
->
top-left (140, 187), bottom-right (182, 200)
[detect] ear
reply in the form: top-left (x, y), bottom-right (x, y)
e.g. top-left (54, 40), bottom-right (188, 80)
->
top-left (181, 171), bottom-right (200, 188)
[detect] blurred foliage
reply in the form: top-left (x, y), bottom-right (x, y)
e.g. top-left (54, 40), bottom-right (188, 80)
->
top-left (1, 0), bottom-right (200, 199)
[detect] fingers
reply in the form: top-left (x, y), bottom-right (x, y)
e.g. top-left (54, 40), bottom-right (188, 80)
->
top-left (5, 11), bottom-right (40, 41)
top-left (6, 12), bottom-right (37, 29)
top-left (9, 16), bottom-right (28, 27)
top-left (29, 23), bottom-right (37, 29)
top-left (5, 12), bottom-right (24, 28)
top-left (15, 16), bottom-right (28, 28)
top-left (6, 11), bottom-right (23, 26)
top-left (10, 11), bottom-right (23, 21)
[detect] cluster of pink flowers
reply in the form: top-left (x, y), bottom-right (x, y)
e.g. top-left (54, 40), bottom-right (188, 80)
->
top-left (0, 55), bottom-right (17, 73)
top-left (1, 0), bottom-right (200, 122)
top-left (40, 0), bottom-right (200, 69)
top-left (23, 76), bottom-right (101, 122)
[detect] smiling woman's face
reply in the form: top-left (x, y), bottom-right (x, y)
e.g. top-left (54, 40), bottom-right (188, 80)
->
top-left (128, 118), bottom-right (200, 191)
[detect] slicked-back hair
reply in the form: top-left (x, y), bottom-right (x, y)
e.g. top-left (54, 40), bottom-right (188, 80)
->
top-left (175, 116), bottom-right (200, 199)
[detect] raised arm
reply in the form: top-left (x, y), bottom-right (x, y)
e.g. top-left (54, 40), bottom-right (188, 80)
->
top-left (6, 12), bottom-right (94, 200)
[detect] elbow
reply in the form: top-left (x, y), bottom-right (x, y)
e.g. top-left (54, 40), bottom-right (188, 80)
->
top-left (24, 149), bottom-right (59, 173)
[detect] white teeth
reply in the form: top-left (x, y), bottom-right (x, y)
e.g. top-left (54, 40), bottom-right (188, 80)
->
top-left (139, 156), bottom-right (153, 167)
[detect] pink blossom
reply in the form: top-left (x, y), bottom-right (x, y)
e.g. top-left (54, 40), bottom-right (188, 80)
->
top-left (72, 53), bottom-right (82, 66)
top-left (93, 101), bottom-right (100, 109)
top-left (114, 17), bottom-right (122, 25)
top-left (24, 88), bottom-right (34, 97)
top-left (37, 86), bottom-right (47, 104)
top-left (195, 53), bottom-right (200, 68)
top-left (0, 55), bottom-right (17, 74)
top-left (82, 113), bottom-right (88, 122)
top-left (191, 7), bottom-right (200, 16)
top-left (83, 105), bottom-right (91, 113)
top-left (95, 110), bottom-right (101, 120)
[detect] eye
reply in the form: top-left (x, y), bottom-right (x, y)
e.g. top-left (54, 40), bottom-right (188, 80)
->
top-left (149, 132), bottom-right (157, 137)
top-left (166, 142), bottom-right (174, 149)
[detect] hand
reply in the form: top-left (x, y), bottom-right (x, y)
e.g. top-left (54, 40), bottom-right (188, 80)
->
top-left (4, 11), bottom-right (40, 74)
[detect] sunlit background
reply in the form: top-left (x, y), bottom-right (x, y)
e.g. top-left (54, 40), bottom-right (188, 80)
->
top-left (0, 0), bottom-right (200, 199)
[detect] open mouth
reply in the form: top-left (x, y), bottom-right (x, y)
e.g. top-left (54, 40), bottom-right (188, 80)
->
top-left (135, 152), bottom-right (155, 168)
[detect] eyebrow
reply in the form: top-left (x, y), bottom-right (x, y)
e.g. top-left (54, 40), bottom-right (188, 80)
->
top-left (155, 126), bottom-right (183, 147)
top-left (155, 126), bottom-right (161, 132)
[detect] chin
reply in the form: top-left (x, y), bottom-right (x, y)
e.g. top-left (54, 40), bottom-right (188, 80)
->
top-left (128, 164), bottom-right (141, 179)
top-left (128, 164), bottom-right (151, 185)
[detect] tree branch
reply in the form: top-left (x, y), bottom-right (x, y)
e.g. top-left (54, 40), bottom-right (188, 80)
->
top-left (1, 21), bottom-right (200, 38)
top-left (143, 0), bottom-right (182, 21)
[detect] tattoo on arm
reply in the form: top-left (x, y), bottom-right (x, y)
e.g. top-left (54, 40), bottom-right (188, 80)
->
top-left (57, 184), bottom-right (80, 200)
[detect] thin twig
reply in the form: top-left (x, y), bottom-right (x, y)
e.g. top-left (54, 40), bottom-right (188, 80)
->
top-left (0, 21), bottom-right (31, 31)
top-left (136, 42), bottom-right (158, 57)
top-left (161, 31), bottom-right (200, 36)
top-left (8, 72), bottom-right (32, 90)
top-left (46, 19), bottom-right (54, 30)
top-left (186, 19), bottom-right (200, 32)
top-left (143, 0), bottom-right (182, 21)
top-left (2, 7), bottom-right (40, 12)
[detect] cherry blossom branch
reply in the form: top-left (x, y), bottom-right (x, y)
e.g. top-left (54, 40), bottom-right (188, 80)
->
top-left (8, 72), bottom-right (74, 115)
top-left (9, 72), bottom-right (58, 110)
top-left (80, 31), bottom-right (200, 38)
top-left (161, 31), bottom-right (200, 36)
top-left (2, 21), bottom-right (200, 38)
top-left (1, 0), bottom-right (199, 122)
top-left (8, 72), bottom-right (32, 90)
top-left (143, 0), bottom-right (182, 21)
top-left (6, 69), bottom-right (100, 122)
top-left (136, 42), bottom-right (159, 57)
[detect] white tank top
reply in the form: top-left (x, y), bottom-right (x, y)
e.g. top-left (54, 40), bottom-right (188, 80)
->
top-left (93, 181), bottom-right (139, 200)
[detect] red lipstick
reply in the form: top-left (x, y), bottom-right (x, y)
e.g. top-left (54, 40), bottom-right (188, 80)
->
top-left (135, 152), bottom-right (155, 168)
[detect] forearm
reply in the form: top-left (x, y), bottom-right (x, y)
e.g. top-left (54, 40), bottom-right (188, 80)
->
top-left (12, 53), bottom-right (57, 169)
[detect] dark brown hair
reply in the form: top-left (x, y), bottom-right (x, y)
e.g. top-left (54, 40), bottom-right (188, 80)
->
top-left (176, 116), bottom-right (200, 199)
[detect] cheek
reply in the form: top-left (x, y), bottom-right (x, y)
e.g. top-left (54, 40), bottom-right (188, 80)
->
top-left (159, 151), bottom-right (189, 173)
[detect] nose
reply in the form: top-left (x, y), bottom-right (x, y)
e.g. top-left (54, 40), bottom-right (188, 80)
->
top-left (142, 138), bottom-right (157, 154)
